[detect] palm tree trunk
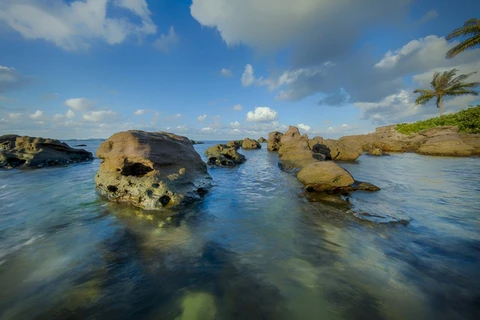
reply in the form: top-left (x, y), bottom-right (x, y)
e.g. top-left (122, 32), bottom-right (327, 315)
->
top-left (439, 96), bottom-right (443, 116)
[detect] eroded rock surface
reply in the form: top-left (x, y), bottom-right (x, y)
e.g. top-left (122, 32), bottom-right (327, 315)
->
top-left (242, 138), bottom-right (261, 150)
top-left (95, 130), bottom-right (212, 210)
top-left (205, 144), bottom-right (246, 166)
top-left (267, 131), bottom-right (283, 151)
top-left (0, 135), bottom-right (93, 169)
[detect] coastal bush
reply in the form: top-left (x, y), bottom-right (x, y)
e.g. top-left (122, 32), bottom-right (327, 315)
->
top-left (396, 105), bottom-right (480, 135)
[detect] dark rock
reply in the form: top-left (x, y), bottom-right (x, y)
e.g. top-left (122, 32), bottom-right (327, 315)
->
top-left (205, 144), bottom-right (246, 166)
top-left (0, 135), bottom-right (93, 169)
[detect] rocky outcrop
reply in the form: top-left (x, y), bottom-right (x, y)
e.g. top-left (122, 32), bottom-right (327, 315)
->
top-left (339, 125), bottom-right (479, 157)
top-left (308, 137), bottom-right (362, 161)
top-left (95, 130), bottom-right (212, 210)
top-left (205, 144), bottom-right (246, 166)
top-left (258, 137), bottom-right (267, 143)
top-left (0, 135), bottom-right (93, 169)
top-left (267, 131), bottom-right (283, 151)
top-left (242, 138), bottom-right (261, 149)
top-left (190, 139), bottom-right (204, 145)
top-left (226, 140), bottom-right (242, 149)
top-left (368, 148), bottom-right (385, 156)
top-left (276, 126), bottom-right (379, 193)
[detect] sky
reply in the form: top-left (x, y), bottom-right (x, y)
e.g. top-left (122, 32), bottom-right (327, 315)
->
top-left (0, 0), bottom-right (479, 140)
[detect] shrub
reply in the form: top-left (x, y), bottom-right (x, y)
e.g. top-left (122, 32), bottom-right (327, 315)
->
top-left (396, 105), bottom-right (480, 135)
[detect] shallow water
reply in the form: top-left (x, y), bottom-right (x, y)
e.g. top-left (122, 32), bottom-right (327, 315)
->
top-left (1, 140), bottom-right (479, 320)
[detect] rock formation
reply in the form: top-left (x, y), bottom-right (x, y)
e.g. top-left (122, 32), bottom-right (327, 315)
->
top-left (95, 130), bottom-right (212, 210)
top-left (205, 144), bottom-right (246, 166)
top-left (267, 131), bottom-right (283, 151)
top-left (0, 135), bottom-right (93, 169)
top-left (258, 137), bottom-right (267, 143)
top-left (242, 138), bottom-right (261, 149)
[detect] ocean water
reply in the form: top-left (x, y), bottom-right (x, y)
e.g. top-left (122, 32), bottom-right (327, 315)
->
top-left (0, 140), bottom-right (479, 320)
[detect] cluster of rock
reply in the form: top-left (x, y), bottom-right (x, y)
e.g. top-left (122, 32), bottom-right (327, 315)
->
top-left (94, 131), bottom-right (212, 210)
top-left (339, 125), bottom-right (480, 157)
top-left (0, 134), bottom-right (93, 169)
top-left (268, 126), bottom-right (379, 193)
top-left (205, 143), bottom-right (246, 166)
top-left (205, 137), bottom-right (262, 167)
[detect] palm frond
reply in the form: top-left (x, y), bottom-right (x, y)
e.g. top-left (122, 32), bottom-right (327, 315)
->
top-left (446, 18), bottom-right (480, 40)
top-left (446, 90), bottom-right (479, 96)
top-left (446, 34), bottom-right (480, 58)
top-left (413, 89), bottom-right (435, 95)
top-left (449, 71), bottom-right (477, 85)
top-left (415, 93), bottom-right (435, 105)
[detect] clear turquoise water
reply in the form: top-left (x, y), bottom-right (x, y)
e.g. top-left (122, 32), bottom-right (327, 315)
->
top-left (0, 140), bottom-right (479, 319)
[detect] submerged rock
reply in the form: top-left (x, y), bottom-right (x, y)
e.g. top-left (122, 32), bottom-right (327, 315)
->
top-left (205, 144), bottom-right (246, 166)
top-left (267, 131), bottom-right (283, 151)
top-left (242, 138), bottom-right (261, 149)
top-left (0, 134), bottom-right (93, 169)
top-left (95, 130), bottom-right (212, 210)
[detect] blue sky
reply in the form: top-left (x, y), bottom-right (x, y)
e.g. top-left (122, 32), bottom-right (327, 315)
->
top-left (0, 0), bottom-right (479, 140)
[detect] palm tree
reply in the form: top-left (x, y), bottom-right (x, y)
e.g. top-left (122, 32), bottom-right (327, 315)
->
top-left (446, 18), bottom-right (480, 58)
top-left (413, 69), bottom-right (479, 116)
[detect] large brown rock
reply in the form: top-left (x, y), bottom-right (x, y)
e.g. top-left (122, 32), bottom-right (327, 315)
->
top-left (278, 126), bottom-right (310, 156)
top-left (267, 131), bottom-right (283, 151)
top-left (242, 138), bottom-right (261, 149)
top-left (205, 144), bottom-right (246, 166)
top-left (297, 162), bottom-right (355, 191)
top-left (417, 135), bottom-right (475, 156)
top-left (95, 130), bottom-right (212, 210)
top-left (0, 134), bottom-right (93, 169)
top-left (308, 138), bottom-right (362, 161)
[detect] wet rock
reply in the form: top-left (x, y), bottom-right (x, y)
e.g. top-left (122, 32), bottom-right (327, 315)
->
top-left (267, 131), bottom-right (283, 151)
top-left (349, 210), bottom-right (410, 226)
top-left (242, 138), bottom-right (261, 150)
top-left (190, 139), bottom-right (204, 145)
top-left (350, 180), bottom-right (381, 191)
top-left (205, 144), bottom-right (246, 166)
top-left (368, 148), bottom-right (384, 156)
top-left (258, 137), bottom-right (267, 143)
top-left (95, 130), bottom-right (212, 210)
top-left (0, 134), bottom-right (93, 169)
top-left (297, 162), bottom-right (355, 191)
top-left (75, 144), bottom-right (87, 147)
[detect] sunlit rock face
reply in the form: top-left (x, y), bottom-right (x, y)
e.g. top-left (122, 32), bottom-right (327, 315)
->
top-left (241, 138), bottom-right (261, 150)
top-left (267, 131), bottom-right (283, 151)
top-left (95, 130), bottom-right (212, 210)
top-left (205, 144), bottom-right (246, 167)
top-left (0, 134), bottom-right (92, 169)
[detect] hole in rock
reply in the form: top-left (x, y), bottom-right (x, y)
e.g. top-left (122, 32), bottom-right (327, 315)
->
top-left (6, 157), bottom-right (26, 166)
top-left (207, 157), bottom-right (217, 165)
top-left (197, 188), bottom-right (208, 197)
top-left (107, 185), bottom-right (118, 192)
top-left (121, 162), bottom-right (153, 177)
top-left (159, 195), bottom-right (171, 206)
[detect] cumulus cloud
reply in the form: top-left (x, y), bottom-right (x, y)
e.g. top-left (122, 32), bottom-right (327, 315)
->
top-left (230, 121), bottom-right (240, 128)
top-left (191, 0), bottom-right (409, 66)
top-left (8, 113), bottom-right (22, 120)
top-left (0, 0), bottom-right (157, 51)
top-left (0, 65), bottom-right (31, 92)
top-left (233, 104), bottom-right (242, 111)
top-left (66, 109), bottom-right (76, 119)
top-left (29, 110), bottom-right (43, 120)
top-left (134, 109), bottom-right (145, 115)
top-left (153, 26), bottom-right (179, 53)
top-left (83, 110), bottom-right (117, 122)
top-left (241, 64), bottom-right (255, 87)
top-left (197, 114), bottom-right (207, 121)
top-left (220, 68), bottom-right (232, 77)
top-left (246, 106), bottom-right (278, 122)
top-left (297, 123), bottom-right (311, 132)
top-left (53, 113), bottom-right (63, 121)
top-left (64, 97), bottom-right (95, 111)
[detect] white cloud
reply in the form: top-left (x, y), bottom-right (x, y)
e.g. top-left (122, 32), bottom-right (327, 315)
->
top-left (29, 110), bottom-right (43, 120)
top-left (153, 26), bottom-right (179, 53)
top-left (83, 110), bottom-right (117, 122)
top-left (241, 64), bottom-right (255, 87)
top-left (233, 104), bottom-right (242, 111)
top-left (176, 113), bottom-right (182, 118)
top-left (66, 109), bottom-right (76, 119)
top-left (8, 112), bottom-right (22, 120)
top-left (64, 97), bottom-right (95, 111)
top-left (297, 123), bottom-right (311, 132)
top-left (246, 106), bottom-right (278, 122)
top-left (53, 113), bottom-right (64, 121)
top-left (0, 65), bottom-right (29, 92)
top-left (201, 127), bottom-right (214, 132)
top-left (0, 0), bottom-right (157, 51)
top-left (190, 0), bottom-right (410, 66)
top-left (197, 114), bottom-right (207, 121)
top-left (134, 109), bottom-right (145, 115)
top-left (220, 68), bottom-right (232, 77)
top-left (230, 121), bottom-right (240, 128)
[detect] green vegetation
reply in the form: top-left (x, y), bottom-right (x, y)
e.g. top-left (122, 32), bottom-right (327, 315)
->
top-left (446, 18), bottom-right (480, 59)
top-left (413, 69), bottom-right (479, 116)
top-left (396, 105), bottom-right (480, 135)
